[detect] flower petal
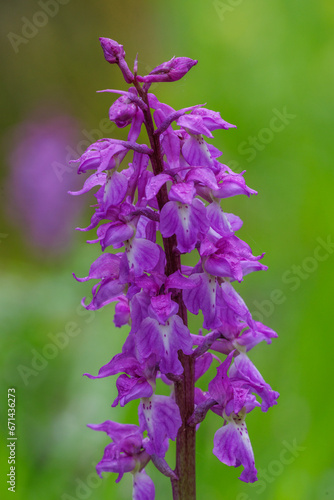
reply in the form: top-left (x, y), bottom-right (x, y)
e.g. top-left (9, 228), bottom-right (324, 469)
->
top-left (133, 469), bottom-right (155, 500)
top-left (139, 395), bottom-right (181, 457)
top-left (213, 411), bottom-right (257, 483)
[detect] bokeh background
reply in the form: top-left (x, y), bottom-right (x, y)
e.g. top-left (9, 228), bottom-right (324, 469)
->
top-left (1, 1), bottom-right (333, 499)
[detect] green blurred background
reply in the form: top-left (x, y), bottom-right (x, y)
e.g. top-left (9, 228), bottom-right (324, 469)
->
top-left (1, 0), bottom-right (333, 499)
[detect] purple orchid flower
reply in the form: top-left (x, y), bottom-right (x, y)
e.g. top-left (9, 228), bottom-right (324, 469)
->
top-left (88, 420), bottom-right (154, 497)
top-left (160, 183), bottom-right (209, 253)
top-left (138, 395), bottom-right (182, 457)
top-left (136, 294), bottom-right (193, 375)
top-left (71, 38), bottom-right (279, 499)
top-left (213, 409), bottom-right (258, 483)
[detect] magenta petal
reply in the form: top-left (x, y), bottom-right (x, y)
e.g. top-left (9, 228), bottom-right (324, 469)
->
top-left (113, 375), bottom-right (153, 406)
top-left (237, 321), bottom-right (278, 351)
top-left (96, 445), bottom-right (136, 478)
top-left (102, 223), bottom-right (134, 249)
top-left (84, 279), bottom-right (125, 310)
top-left (177, 114), bottom-right (213, 138)
top-left (240, 261), bottom-right (268, 278)
top-left (161, 130), bottom-right (181, 169)
top-left (231, 387), bottom-right (250, 416)
top-left (214, 173), bottom-right (257, 198)
top-left (204, 255), bottom-right (234, 279)
top-left (226, 213), bottom-right (243, 232)
top-left (183, 273), bottom-right (220, 330)
top-left (74, 253), bottom-right (120, 282)
top-left (208, 352), bottom-right (234, 406)
top-left (185, 167), bottom-right (219, 190)
top-left (114, 296), bottom-right (130, 327)
top-left (126, 238), bottom-right (160, 276)
top-left (166, 315), bottom-right (193, 358)
top-left (206, 202), bottom-right (237, 237)
top-left (182, 135), bottom-right (213, 168)
top-left (84, 352), bottom-right (143, 379)
top-left (192, 107), bottom-right (236, 131)
top-left (165, 270), bottom-right (199, 290)
top-left (195, 352), bottom-right (213, 382)
top-left (103, 171), bottom-right (128, 208)
top-left (87, 420), bottom-right (140, 442)
top-left (98, 143), bottom-right (127, 173)
top-left (109, 96), bottom-right (137, 128)
top-left (128, 109), bottom-right (144, 142)
top-left (172, 199), bottom-right (209, 254)
top-left (199, 237), bottom-right (218, 257)
top-left (145, 173), bottom-right (172, 200)
top-left (148, 293), bottom-right (179, 324)
top-left (220, 281), bottom-right (254, 328)
top-left (130, 291), bottom-right (152, 333)
top-left (169, 182), bottom-right (196, 204)
top-left (136, 318), bottom-right (163, 360)
top-left (69, 172), bottom-right (106, 196)
top-left (136, 316), bottom-right (192, 375)
top-left (139, 395), bottom-right (182, 457)
top-left (159, 201), bottom-right (179, 238)
top-left (155, 104), bottom-right (203, 135)
top-left (229, 353), bottom-right (279, 412)
top-left (213, 414), bottom-right (257, 483)
top-left (133, 470), bottom-right (155, 500)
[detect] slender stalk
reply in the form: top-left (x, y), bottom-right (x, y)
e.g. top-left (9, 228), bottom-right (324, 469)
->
top-left (134, 80), bottom-right (196, 499)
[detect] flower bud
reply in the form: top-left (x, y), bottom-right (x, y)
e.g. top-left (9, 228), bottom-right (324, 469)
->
top-left (109, 96), bottom-right (137, 128)
top-left (99, 37), bottom-right (126, 64)
top-left (137, 56), bottom-right (198, 83)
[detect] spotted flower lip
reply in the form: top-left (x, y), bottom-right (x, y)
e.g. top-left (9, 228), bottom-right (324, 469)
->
top-left (213, 409), bottom-right (258, 483)
top-left (72, 37), bottom-right (279, 497)
top-left (132, 470), bottom-right (155, 500)
top-left (138, 395), bottom-right (182, 457)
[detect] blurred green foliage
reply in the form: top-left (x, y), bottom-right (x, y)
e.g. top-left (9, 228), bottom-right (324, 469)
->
top-left (1, 0), bottom-right (334, 499)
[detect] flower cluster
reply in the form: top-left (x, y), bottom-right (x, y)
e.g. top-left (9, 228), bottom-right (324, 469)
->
top-left (71, 37), bottom-right (279, 499)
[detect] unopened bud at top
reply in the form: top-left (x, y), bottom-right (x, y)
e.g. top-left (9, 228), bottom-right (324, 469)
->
top-left (99, 37), bottom-right (134, 83)
top-left (99, 37), bottom-right (126, 64)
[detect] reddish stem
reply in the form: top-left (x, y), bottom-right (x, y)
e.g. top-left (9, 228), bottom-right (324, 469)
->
top-left (134, 80), bottom-right (196, 499)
